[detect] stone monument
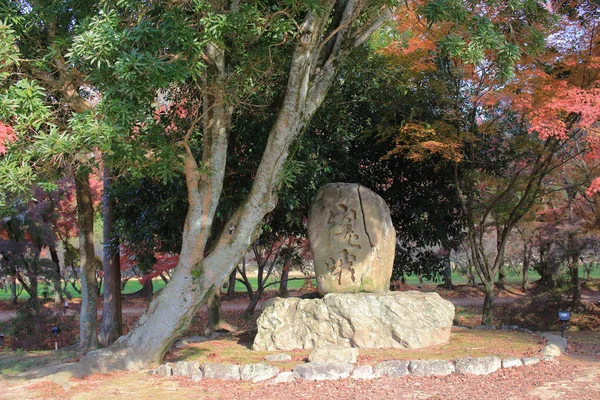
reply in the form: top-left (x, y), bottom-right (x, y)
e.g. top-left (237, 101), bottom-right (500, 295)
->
top-left (307, 183), bottom-right (396, 295)
top-left (253, 183), bottom-right (455, 351)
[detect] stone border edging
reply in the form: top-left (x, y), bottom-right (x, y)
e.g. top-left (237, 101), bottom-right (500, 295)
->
top-left (153, 332), bottom-right (565, 383)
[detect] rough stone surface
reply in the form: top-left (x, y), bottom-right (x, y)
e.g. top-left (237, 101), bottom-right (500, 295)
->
top-left (373, 360), bottom-right (409, 378)
top-left (455, 356), bottom-right (501, 375)
top-left (240, 363), bottom-right (280, 382)
top-left (272, 371), bottom-right (296, 383)
top-left (172, 361), bottom-right (200, 377)
top-left (502, 358), bottom-right (523, 368)
top-left (309, 346), bottom-right (358, 363)
top-left (293, 362), bottom-right (354, 381)
top-left (191, 374), bottom-right (202, 382)
top-left (542, 344), bottom-right (562, 358)
top-left (541, 333), bottom-right (567, 355)
top-left (351, 365), bottom-right (377, 379)
top-left (265, 354), bottom-right (292, 362)
top-left (155, 364), bottom-right (172, 377)
top-left (308, 183), bottom-right (396, 295)
top-left (202, 363), bottom-right (240, 380)
top-left (522, 357), bottom-right (540, 366)
top-left (253, 291), bottom-right (454, 351)
top-left (408, 360), bottom-right (455, 376)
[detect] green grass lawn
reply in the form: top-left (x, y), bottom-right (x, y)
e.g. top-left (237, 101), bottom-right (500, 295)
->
top-left (1, 267), bottom-right (599, 301)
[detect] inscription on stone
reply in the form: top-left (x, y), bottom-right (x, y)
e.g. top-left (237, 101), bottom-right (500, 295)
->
top-left (308, 183), bottom-right (396, 295)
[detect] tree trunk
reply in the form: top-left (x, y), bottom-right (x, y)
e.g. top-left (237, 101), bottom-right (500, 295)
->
top-left (99, 169), bottom-right (123, 347)
top-left (521, 243), bottom-right (530, 291)
top-left (75, 173), bottom-right (99, 351)
top-left (49, 246), bottom-right (64, 306)
top-left (278, 258), bottom-right (292, 298)
top-left (9, 275), bottom-right (17, 305)
top-left (442, 256), bottom-right (454, 290)
top-left (496, 263), bottom-right (507, 290)
top-left (482, 281), bottom-right (495, 326)
top-left (571, 258), bottom-right (581, 306)
top-left (205, 290), bottom-right (237, 336)
top-left (226, 270), bottom-right (236, 298)
top-left (71, 2), bottom-right (391, 374)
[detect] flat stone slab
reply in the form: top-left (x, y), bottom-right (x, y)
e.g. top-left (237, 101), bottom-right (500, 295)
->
top-left (172, 361), bottom-right (200, 377)
top-left (293, 362), bottom-right (353, 380)
top-left (409, 360), bottom-right (455, 376)
top-left (502, 358), bottom-right (523, 368)
top-left (455, 356), bottom-right (501, 375)
top-left (240, 363), bottom-right (279, 382)
top-left (373, 360), bottom-right (409, 378)
top-left (202, 363), bottom-right (240, 380)
top-left (522, 357), bottom-right (540, 366)
top-left (351, 365), bottom-right (377, 379)
top-left (272, 371), bottom-right (296, 383)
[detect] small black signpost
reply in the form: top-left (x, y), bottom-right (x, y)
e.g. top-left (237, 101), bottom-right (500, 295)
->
top-left (0, 333), bottom-right (4, 346)
top-left (51, 326), bottom-right (60, 350)
top-left (558, 310), bottom-right (571, 338)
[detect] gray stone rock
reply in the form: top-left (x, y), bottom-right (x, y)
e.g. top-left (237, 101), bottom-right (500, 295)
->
top-left (541, 333), bottom-right (567, 356)
top-left (308, 183), bottom-right (396, 295)
top-left (351, 365), bottom-right (377, 379)
top-left (541, 355), bottom-right (556, 362)
top-left (202, 363), bottom-right (240, 380)
top-left (542, 344), bottom-right (562, 358)
top-left (373, 360), bottom-right (409, 378)
top-left (522, 357), bottom-right (540, 366)
top-left (265, 354), bottom-right (292, 362)
top-left (502, 358), bottom-right (523, 368)
top-left (253, 291), bottom-right (454, 351)
top-left (408, 360), bottom-right (455, 376)
top-left (272, 371), bottom-right (296, 383)
top-left (191, 374), bottom-right (202, 382)
top-left (155, 364), bottom-right (172, 377)
top-left (240, 363), bottom-right (280, 383)
top-left (174, 340), bottom-right (191, 349)
top-left (455, 356), bottom-right (501, 375)
top-left (293, 362), bottom-right (354, 381)
top-left (309, 346), bottom-right (358, 363)
top-left (172, 361), bottom-right (200, 377)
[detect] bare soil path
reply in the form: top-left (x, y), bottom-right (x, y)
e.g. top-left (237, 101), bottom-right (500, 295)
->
top-left (1, 292), bottom-right (599, 322)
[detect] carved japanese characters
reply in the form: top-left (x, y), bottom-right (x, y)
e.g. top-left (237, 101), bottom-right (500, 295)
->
top-left (308, 183), bottom-right (396, 295)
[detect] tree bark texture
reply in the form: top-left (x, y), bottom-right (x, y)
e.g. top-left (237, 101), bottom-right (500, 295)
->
top-left (75, 1), bottom-right (393, 373)
top-left (50, 246), bottom-right (64, 305)
top-left (99, 170), bottom-right (123, 347)
top-left (205, 290), bottom-right (237, 336)
top-left (75, 174), bottom-right (99, 351)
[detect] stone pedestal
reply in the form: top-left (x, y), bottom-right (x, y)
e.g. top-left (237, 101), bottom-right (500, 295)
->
top-left (253, 291), bottom-right (454, 351)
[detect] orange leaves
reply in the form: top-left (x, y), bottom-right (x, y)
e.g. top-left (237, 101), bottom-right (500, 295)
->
top-left (384, 121), bottom-right (463, 163)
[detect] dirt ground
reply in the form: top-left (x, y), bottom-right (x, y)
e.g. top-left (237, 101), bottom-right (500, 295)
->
top-left (1, 284), bottom-right (599, 399)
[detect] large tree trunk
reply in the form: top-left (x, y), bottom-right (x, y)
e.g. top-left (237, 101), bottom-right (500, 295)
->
top-left (75, 174), bottom-right (99, 352)
top-left (226, 270), bottom-right (236, 298)
top-left (9, 275), bottom-right (17, 305)
top-left (521, 242), bottom-right (531, 291)
top-left (571, 257), bottom-right (581, 306)
top-left (72, 1), bottom-right (392, 374)
top-left (278, 257), bottom-right (292, 298)
top-left (49, 246), bottom-right (64, 306)
top-left (99, 169), bottom-right (123, 347)
top-left (496, 263), bottom-right (507, 290)
top-left (205, 290), bottom-right (237, 336)
top-left (482, 281), bottom-right (495, 326)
